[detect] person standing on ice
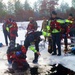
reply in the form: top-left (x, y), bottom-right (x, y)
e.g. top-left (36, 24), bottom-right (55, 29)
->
top-left (41, 17), bottom-right (48, 41)
top-left (9, 20), bottom-right (18, 44)
top-left (2, 18), bottom-right (12, 46)
top-left (59, 14), bottom-right (74, 53)
top-left (26, 17), bottom-right (38, 37)
top-left (47, 11), bottom-right (61, 56)
top-left (47, 11), bottom-right (73, 55)
top-left (67, 14), bottom-right (75, 44)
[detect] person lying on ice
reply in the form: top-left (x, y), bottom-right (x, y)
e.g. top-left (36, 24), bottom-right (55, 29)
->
top-left (7, 40), bottom-right (30, 72)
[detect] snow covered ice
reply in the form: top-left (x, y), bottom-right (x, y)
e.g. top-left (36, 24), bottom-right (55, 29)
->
top-left (0, 20), bottom-right (51, 75)
top-left (0, 20), bottom-right (75, 75)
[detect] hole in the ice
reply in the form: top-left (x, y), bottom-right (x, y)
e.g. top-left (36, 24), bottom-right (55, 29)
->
top-left (30, 67), bottom-right (39, 75)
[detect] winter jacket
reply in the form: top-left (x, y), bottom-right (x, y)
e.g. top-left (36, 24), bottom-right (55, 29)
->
top-left (50, 20), bottom-right (61, 33)
top-left (3, 20), bottom-right (12, 33)
top-left (63, 18), bottom-right (74, 35)
top-left (7, 45), bottom-right (27, 66)
top-left (27, 20), bottom-right (38, 35)
top-left (68, 18), bottom-right (74, 28)
top-left (47, 18), bottom-right (61, 33)
top-left (69, 18), bottom-right (75, 35)
top-left (10, 22), bottom-right (18, 39)
top-left (47, 18), bottom-right (73, 34)
top-left (41, 20), bottom-right (48, 32)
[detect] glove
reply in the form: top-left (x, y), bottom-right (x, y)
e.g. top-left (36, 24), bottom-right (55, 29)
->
top-left (15, 51), bottom-right (22, 56)
top-left (36, 52), bottom-right (41, 55)
top-left (8, 60), bottom-right (12, 64)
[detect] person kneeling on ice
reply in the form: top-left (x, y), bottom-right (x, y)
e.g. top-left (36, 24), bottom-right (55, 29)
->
top-left (7, 40), bottom-right (30, 72)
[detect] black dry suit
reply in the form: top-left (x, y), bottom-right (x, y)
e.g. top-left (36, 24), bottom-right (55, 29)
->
top-left (24, 31), bottom-right (42, 63)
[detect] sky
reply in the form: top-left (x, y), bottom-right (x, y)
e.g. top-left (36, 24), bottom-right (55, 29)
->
top-left (3, 0), bottom-right (72, 7)
top-left (58, 0), bottom-right (72, 7)
top-left (2, 0), bottom-right (37, 4)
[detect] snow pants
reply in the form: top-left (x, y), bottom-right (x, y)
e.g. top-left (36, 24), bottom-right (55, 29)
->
top-left (3, 31), bottom-right (10, 46)
top-left (52, 33), bottom-right (61, 55)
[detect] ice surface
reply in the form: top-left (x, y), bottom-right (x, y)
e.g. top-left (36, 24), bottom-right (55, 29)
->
top-left (0, 20), bottom-right (75, 74)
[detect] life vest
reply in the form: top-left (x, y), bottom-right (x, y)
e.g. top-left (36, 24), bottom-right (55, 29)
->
top-left (5, 20), bottom-right (12, 32)
top-left (66, 18), bottom-right (74, 34)
top-left (50, 20), bottom-right (61, 33)
top-left (27, 23), bottom-right (36, 35)
top-left (67, 18), bottom-right (74, 28)
top-left (10, 23), bottom-right (18, 38)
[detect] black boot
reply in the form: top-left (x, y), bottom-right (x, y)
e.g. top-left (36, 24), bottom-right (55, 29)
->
top-left (33, 59), bottom-right (38, 64)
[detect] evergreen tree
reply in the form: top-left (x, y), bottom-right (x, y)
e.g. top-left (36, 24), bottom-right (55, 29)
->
top-left (7, 1), bottom-right (15, 15)
top-left (14, 0), bottom-right (24, 21)
top-left (57, 1), bottom-right (70, 13)
top-left (33, 2), bottom-right (40, 18)
top-left (72, 0), bottom-right (75, 9)
top-left (60, 2), bottom-right (70, 13)
top-left (14, 0), bottom-right (23, 11)
top-left (34, 2), bottom-right (38, 12)
top-left (0, 0), bottom-right (7, 20)
top-left (24, 0), bottom-right (32, 10)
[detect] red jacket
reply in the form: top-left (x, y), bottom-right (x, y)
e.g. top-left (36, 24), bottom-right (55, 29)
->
top-left (27, 23), bottom-right (35, 32)
top-left (66, 18), bottom-right (74, 34)
top-left (10, 22), bottom-right (18, 38)
top-left (68, 18), bottom-right (74, 28)
top-left (50, 20), bottom-right (61, 31)
top-left (7, 45), bottom-right (27, 66)
top-left (27, 21), bottom-right (37, 35)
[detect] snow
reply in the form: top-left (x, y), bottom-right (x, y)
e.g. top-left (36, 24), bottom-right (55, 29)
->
top-left (60, 56), bottom-right (75, 72)
top-left (0, 20), bottom-right (75, 74)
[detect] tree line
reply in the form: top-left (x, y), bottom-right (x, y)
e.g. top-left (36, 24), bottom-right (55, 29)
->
top-left (0, 0), bottom-right (75, 22)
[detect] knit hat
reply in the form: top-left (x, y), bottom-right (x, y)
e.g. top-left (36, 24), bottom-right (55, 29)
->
top-left (52, 11), bottom-right (57, 15)
top-left (29, 17), bottom-right (34, 20)
top-left (69, 13), bottom-right (73, 17)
